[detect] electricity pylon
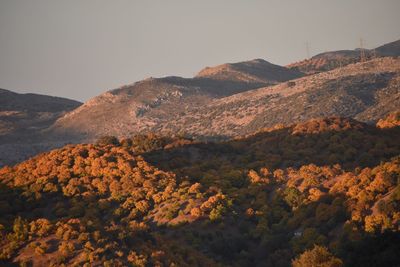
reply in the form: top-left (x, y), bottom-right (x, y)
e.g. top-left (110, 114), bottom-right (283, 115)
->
top-left (360, 38), bottom-right (367, 63)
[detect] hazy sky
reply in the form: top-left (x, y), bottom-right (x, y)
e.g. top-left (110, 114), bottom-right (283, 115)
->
top-left (0, 0), bottom-right (399, 101)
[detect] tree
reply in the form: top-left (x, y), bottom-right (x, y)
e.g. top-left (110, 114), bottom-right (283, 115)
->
top-left (292, 245), bottom-right (343, 267)
top-left (58, 241), bottom-right (75, 258)
top-left (209, 204), bottom-right (226, 221)
top-left (96, 136), bottom-right (120, 146)
top-left (29, 218), bottom-right (52, 237)
top-left (284, 187), bottom-right (304, 209)
top-left (12, 217), bottom-right (29, 241)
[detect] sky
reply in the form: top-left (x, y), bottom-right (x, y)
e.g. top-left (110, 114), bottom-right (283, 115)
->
top-left (0, 0), bottom-right (399, 102)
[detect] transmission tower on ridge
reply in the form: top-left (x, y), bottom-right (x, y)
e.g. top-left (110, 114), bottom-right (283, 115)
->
top-left (359, 38), bottom-right (367, 63)
top-left (306, 42), bottom-right (310, 59)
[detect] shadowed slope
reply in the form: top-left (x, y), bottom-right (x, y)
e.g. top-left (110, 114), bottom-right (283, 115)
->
top-left (0, 89), bottom-right (82, 167)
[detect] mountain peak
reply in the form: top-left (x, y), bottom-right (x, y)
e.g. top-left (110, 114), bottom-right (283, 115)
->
top-left (196, 58), bottom-right (303, 83)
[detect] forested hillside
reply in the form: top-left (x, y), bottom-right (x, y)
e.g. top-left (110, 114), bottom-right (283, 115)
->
top-left (1, 115), bottom-right (399, 266)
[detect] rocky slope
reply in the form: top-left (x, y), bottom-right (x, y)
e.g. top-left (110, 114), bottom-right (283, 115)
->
top-left (51, 57), bottom-right (400, 141)
top-left (154, 57), bottom-right (400, 138)
top-left (49, 40), bottom-right (400, 143)
top-left (49, 60), bottom-right (303, 141)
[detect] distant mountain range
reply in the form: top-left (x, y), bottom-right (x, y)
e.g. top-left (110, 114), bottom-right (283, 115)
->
top-left (0, 89), bottom-right (81, 139)
top-left (0, 39), bottom-right (399, 166)
top-left (0, 89), bottom-right (81, 166)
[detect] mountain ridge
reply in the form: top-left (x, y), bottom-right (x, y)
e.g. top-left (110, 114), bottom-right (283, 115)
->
top-left (0, 89), bottom-right (82, 166)
top-left (48, 59), bottom-right (304, 141)
top-left (0, 88), bottom-right (81, 112)
top-left (51, 57), bottom-right (399, 140)
top-left (196, 58), bottom-right (303, 83)
top-left (288, 39), bottom-right (400, 74)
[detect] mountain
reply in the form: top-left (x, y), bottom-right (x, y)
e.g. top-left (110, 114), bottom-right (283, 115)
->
top-left (0, 89), bottom-right (80, 112)
top-left (196, 58), bottom-right (303, 83)
top-left (288, 39), bottom-right (400, 74)
top-left (0, 89), bottom-right (81, 136)
top-left (148, 57), bottom-right (400, 138)
top-left (50, 56), bottom-right (399, 142)
top-left (0, 116), bottom-right (399, 266)
top-left (49, 60), bottom-right (303, 141)
top-left (2, 40), bottom-right (400, 167)
top-left (0, 89), bottom-right (81, 166)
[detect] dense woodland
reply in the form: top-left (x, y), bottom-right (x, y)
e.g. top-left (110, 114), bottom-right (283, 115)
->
top-left (0, 113), bottom-right (399, 266)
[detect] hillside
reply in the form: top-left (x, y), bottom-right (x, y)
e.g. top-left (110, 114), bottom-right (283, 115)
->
top-left (159, 57), bottom-right (400, 138)
top-left (49, 60), bottom-right (303, 141)
top-left (50, 57), bottom-right (400, 142)
top-left (0, 89), bottom-right (81, 166)
top-left (288, 39), bottom-right (400, 74)
top-left (2, 40), bottom-right (400, 168)
top-left (0, 116), bottom-right (399, 266)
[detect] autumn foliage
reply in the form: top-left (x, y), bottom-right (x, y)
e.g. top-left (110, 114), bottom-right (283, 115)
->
top-left (0, 116), bottom-right (399, 266)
